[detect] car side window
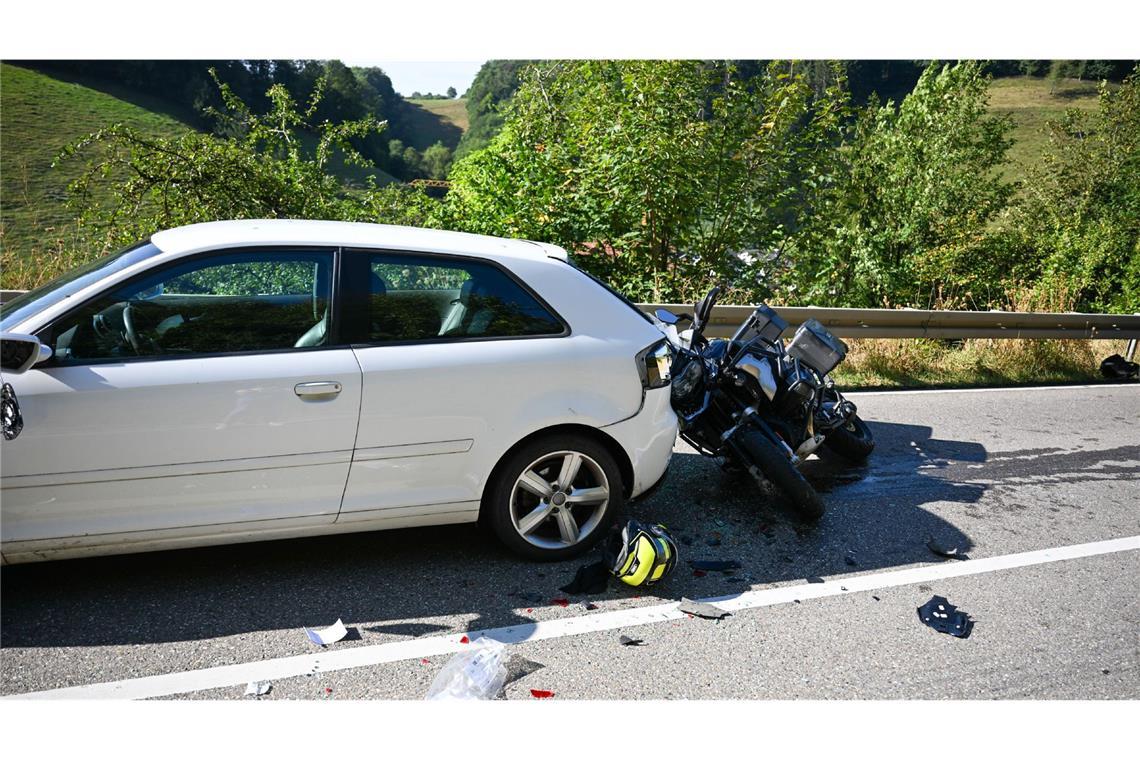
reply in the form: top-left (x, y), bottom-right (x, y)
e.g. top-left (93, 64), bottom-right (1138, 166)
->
top-left (47, 250), bottom-right (334, 362)
top-left (365, 253), bottom-right (564, 342)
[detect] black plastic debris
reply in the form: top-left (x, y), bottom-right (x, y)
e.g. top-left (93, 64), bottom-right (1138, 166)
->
top-left (679, 598), bottom-right (731, 621)
top-left (560, 561), bottom-right (610, 595)
top-left (2, 383), bottom-right (23, 441)
top-left (619, 635), bottom-right (645, 646)
top-left (1100, 354), bottom-right (1139, 381)
top-left (806, 576), bottom-right (825, 584)
top-left (688, 559), bottom-right (741, 572)
top-left (917, 595), bottom-right (973, 638)
top-left (926, 539), bottom-right (970, 561)
top-left (844, 553), bottom-right (858, 567)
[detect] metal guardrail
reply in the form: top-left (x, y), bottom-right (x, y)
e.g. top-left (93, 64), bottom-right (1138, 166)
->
top-left (639, 303), bottom-right (1140, 343)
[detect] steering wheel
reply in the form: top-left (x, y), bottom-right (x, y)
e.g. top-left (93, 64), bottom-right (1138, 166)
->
top-left (122, 302), bottom-right (159, 355)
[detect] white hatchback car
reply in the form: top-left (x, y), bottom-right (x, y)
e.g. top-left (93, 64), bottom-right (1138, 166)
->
top-left (0, 220), bottom-right (677, 564)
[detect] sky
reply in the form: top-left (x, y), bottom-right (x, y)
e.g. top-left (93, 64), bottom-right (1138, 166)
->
top-left (341, 60), bottom-right (486, 97)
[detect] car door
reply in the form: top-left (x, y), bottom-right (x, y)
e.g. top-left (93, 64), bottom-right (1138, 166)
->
top-left (338, 249), bottom-right (571, 523)
top-left (0, 248), bottom-right (362, 549)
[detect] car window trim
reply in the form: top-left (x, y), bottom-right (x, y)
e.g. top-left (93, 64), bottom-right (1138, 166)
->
top-left (339, 246), bottom-right (571, 346)
top-left (35, 245), bottom-right (345, 368)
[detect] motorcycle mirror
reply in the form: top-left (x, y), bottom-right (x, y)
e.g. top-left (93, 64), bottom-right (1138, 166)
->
top-left (654, 308), bottom-right (680, 325)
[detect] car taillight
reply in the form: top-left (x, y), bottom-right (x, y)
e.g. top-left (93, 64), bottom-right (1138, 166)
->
top-left (636, 339), bottom-right (673, 389)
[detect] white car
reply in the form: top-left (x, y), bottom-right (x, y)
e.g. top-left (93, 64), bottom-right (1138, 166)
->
top-left (0, 220), bottom-right (677, 564)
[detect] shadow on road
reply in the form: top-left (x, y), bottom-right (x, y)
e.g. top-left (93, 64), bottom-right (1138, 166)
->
top-left (1, 418), bottom-right (1125, 652)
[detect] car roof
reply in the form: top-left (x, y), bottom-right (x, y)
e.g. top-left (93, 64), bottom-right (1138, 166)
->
top-left (150, 219), bottom-right (568, 263)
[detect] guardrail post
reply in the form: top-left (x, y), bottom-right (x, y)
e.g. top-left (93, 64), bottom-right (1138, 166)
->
top-left (1127, 338), bottom-right (1138, 362)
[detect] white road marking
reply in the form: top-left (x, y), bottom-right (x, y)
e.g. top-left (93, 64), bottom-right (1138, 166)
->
top-left (847, 383), bottom-right (1134, 397)
top-left (8, 535), bottom-right (1139, 700)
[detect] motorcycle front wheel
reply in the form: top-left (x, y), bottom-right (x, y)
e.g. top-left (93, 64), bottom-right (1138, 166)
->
top-left (736, 428), bottom-right (825, 520)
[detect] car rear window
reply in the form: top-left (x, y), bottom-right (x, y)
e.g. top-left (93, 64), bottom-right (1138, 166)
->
top-left (358, 251), bottom-right (566, 342)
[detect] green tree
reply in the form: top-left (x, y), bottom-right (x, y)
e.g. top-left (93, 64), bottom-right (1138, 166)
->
top-left (1009, 66), bottom-right (1140, 312)
top-left (446, 60), bottom-right (847, 302)
top-left (59, 70), bottom-right (387, 247)
top-left (787, 61), bottom-right (1016, 308)
top-left (447, 86), bottom-right (457, 99)
top-left (421, 141), bottom-right (453, 179)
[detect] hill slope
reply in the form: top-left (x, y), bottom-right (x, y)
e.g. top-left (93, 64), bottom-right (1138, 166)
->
top-left (404, 98), bottom-right (468, 150)
top-left (1, 63), bottom-right (193, 262)
top-left (986, 76), bottom-right (1104, 182)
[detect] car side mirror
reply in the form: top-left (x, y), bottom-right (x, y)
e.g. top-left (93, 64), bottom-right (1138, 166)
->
top-left (654, 309), bottom-right (680, 325)
top-left (1, 333), bottom-right (53, 374)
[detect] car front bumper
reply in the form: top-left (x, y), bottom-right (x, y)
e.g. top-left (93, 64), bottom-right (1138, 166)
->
top-left (602, 386), bottom-right (678, 499)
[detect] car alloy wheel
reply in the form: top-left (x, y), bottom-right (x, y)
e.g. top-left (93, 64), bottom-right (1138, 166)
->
top-left (509, 450), bottom-right (610, 550)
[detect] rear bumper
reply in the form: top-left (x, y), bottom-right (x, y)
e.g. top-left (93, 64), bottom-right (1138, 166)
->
top-left (602, 386), bottom-right (678, 498)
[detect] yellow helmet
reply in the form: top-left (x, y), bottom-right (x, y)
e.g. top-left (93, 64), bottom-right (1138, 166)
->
top-left (608, 520), bottom-right (678, 587)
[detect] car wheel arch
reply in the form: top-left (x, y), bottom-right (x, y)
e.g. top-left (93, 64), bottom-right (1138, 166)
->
top-left (479, 423), bottom-right (635, 521)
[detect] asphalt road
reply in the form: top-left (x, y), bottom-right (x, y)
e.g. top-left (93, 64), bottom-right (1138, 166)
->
top-left (2, 383), bottom-right (1137, 700)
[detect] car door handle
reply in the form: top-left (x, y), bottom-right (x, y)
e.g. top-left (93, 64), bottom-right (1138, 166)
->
top-left (294, 381), bottom-right (342, 398)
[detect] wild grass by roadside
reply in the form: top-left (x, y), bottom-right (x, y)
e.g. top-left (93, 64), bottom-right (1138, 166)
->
top-left (832, 337), bottom-right (1130, 390)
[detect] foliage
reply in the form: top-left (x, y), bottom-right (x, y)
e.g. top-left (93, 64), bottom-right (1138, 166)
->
top-left (57, 71), bottom-right (389, 248)
top-left (455, 60), bottom-right (535, 160)
top-left (1006, 67), bottom-right (1140, 312)
top-left (446, 60), bottom-right (848, 303)
top-left (786, 62), bottom-right (1017, 308)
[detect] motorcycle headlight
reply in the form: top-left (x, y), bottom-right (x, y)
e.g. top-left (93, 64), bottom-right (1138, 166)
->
top-left (670, 356), bottom-right (704, 405)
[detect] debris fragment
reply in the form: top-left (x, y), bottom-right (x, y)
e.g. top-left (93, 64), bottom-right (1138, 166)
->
top-left (584, 603), bottom-right (599, 611)
top-left (421, 659), bottom-right (430, 665)
top-left (305, 618), bottom-right (348, 647)
top-left (806, 576), bottom-right (825, 584)
top-left (678, 597), bottom-right (731, 621)
top-left (705, 535), bottom-right (722, 547)
top-left (917, 595), bottom-right (973, 638)
top-left (844, 553), bottom-right (858, 567)
top-left (619, 635), bottom-right (645, 646)
top-left (551, 598), bottom-right (570, 608)
top-left (688, 559), bottom-right (741, 572)
top-left (560, 561), bottom-right (610, 595)
top-left (926, 539), bottom-right (970, 561)
top-left (530, 689), bottom-right (555, 699)
top-left (692, 570), bottom-right (707, 578)
top-left (244, 680), bottom-right (271, 697)
top-left (872, 595), bottom-right (881, 601)
top-left (460, 635), bottom-right (470, 644)
top-left (426, 638), bottom-right (509, 700)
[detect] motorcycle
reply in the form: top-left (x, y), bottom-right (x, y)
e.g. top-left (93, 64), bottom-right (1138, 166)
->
top-left (655, 287), bottom-right (874, 518)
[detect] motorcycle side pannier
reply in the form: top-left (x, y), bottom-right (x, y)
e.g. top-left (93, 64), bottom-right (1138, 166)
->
top-left (786, 318), bottom-right (847, 375)
top-left (752, 304), bottom-right (788, 342)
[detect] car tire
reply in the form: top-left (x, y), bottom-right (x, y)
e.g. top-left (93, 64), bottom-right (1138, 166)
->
top-left (822, 414), bottom-right (875, 462)
top-left (736, 427), bottom-right (825, 520)
top-left (485, 433), bottom-right (625, 561)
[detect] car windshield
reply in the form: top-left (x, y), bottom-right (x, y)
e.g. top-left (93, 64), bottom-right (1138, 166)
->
top-left (0, 241), bottom-right (161, 332)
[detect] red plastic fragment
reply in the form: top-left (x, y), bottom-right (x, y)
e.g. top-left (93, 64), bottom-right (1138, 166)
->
top-left (530, 689), bottom-right (555, 699)
top-left (585, 603), bottom-right (599, 610)
top-left (692, 570), bottom-right (707, 578)
top-left (460, 635), bottom-right (470, 644)
top-left (421, 658), bottom-right (430, 664)
top-left (324, 687), bottom-right (332, 695)
top-left (552, 598), bottom-right (570, 607)
top-left (526, 608), bottom-right (533, 613)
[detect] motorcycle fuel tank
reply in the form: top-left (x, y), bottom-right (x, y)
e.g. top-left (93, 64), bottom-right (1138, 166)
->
top-left (735, 353), bottom-right (778, 401)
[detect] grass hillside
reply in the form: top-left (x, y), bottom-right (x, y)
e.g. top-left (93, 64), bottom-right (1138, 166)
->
top-left (986, 76), bottom-right (1104, 182)
top-left (1, 63), bottom-right (193, 262)
top-left (404, 98), bottom-right (468, 150)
